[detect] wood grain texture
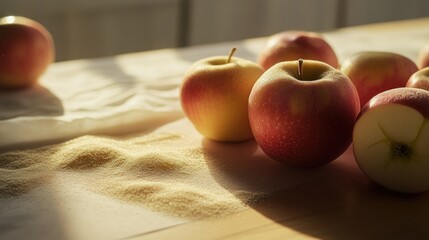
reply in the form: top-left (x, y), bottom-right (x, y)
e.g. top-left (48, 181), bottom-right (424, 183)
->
top-left (134, 18), bottom-right (429, 240)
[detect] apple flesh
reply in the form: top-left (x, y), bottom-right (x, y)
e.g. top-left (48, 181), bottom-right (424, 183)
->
top-left (406, 67), bottom-right (429, 91)
top-left (0, 16), bottom-right (55, 89)
top-left (248, 59), bottom-right (360, 167)
top-left (417, 43), bottom-right (429, 69)
top-left (353, 87), bottom-right (429, 193)
top-left (340, 51), bottom-right (418, 108)
top-left (258, 31), bottom-right (339, 70)
top-left (181, 48), bottom-right (264, 142)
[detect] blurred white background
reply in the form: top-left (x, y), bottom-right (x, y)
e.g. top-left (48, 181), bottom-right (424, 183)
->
top-left (1, 0), bottom-right (428, 61)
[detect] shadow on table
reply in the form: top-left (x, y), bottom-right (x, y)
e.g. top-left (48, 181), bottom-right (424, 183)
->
top-left (202, 140), bottom-right (429, 239)
top-left (0, 84), bottom-right (64, 120)
top-left (0, 173), bottom-right (68, 240)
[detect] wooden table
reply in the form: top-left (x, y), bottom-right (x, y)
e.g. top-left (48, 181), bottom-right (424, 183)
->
top-left (134, 17), bottom-right (429, 240)
top-left (1, 17), bottom-right (429, 240)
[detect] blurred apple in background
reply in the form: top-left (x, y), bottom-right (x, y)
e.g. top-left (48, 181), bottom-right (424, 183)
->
top-left (340, 51), bottom-right (418, 108)
top-left (0, 16), bottom-right (54, 89)
top-left (406, 67), bottom-right (429, 91)
top-left (417, 43), bottom-right (429, 69)
top-left (353, 87), bottom-right (429, 193)
top-left (180, 48), bottom-right (264, 142)
top-left (258, 31), bottom-right (339, 70)
top-left (248, 59), bottom-right (360, 167)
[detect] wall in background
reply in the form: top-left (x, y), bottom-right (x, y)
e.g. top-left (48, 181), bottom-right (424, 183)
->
top-left (340, 0), bottom-right (429, 27)
top-left (1, 0), bottom-right (428, 61)
top-left (1, 0), bottom-right (183, 61)
top-left (186, 0), bottom-right (339, 46)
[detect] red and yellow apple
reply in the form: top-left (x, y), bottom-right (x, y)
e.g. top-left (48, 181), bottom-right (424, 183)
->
top-left (417, 43), bottom-right (429, 69)
top-left (340, 51), bottom-right (418, 108)
top-left (180, 48), bottom-right (264, 142)
top-left (353, 87), bottom-right (429, 193)
top-left (406, 67), bottom-right (429, 91)
top-left (248, 59), bottom-right (360, 167)
top-left (0, 16), bottom-right (55, 89)
top-left (258, 31), bottom-right (339, 70)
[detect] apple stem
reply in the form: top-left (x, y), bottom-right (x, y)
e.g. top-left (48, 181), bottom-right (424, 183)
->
top-left (298, 59), bottom-right (304, 80)
top-left (227, 47), bottom-right (237, 64)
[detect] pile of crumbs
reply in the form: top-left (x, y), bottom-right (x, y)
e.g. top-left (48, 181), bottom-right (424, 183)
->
top-left (0, 132), bottom-right (264, 219)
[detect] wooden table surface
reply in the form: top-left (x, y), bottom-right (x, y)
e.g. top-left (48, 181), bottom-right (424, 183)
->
top-left (1, 17), bottom-right (429, 240)
top-left (134, 17), bottom-right (429, 240)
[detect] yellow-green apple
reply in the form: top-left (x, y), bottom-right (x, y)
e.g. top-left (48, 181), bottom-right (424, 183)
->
top-left (406, 67), bottom-right (429, 91)
top-left (180, 48), bottom-right (264, 142)
top-left (353, 87), bottom-right (429, 193)
top-left (0, 16), bottom-right (55, 89)
top-left (417, 43), bottom-right (429, 69)
top-left (258, 31), bottom-right (339, 70)
top-left (248, 59), bottom-right (360, 167)
top-left (340, 51), bottom-right (418, 108)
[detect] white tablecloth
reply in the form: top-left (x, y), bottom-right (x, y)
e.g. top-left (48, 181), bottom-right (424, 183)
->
top-left (1, 20), bottom-right (428, 149)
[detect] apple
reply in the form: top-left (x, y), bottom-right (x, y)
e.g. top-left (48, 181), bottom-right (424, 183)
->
top-left (0, 16), bottom-right (55, 89)
top-left (340, 51), bottom-right (418, 108)
top-left (258, 31), bottom-right (339, 70)
top-left (406, 67), bottom-right (429, 91)
top-left (353, 87), bottom-right (429, 193)
top-left (417, 43), bottom-right (429, 69)
top-left (248, 59), bottom-right (360, 167)
top-left (180, 48), bottom-right (264, 142)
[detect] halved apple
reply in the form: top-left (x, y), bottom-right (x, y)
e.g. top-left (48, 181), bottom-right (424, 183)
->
top-left (353, 88), bottom-right (429, 193)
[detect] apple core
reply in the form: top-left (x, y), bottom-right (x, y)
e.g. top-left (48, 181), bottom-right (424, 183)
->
top-left (392, 142), bottom-right (412, 159)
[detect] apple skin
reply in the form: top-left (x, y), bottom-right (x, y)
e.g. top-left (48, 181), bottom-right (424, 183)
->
top-left (258, 31), bottom-right (339, 70)
top-left (248, 60), bottom-right (360, 167)
top-left (417, 43), bottom-right (429, 69)
top-left (0, 16), bottom-right (55, 89)
top-left (340, 51), bottom-right (418, 108)
top-left (353, 88), bottom-right (429, 193)
top-left (406, 67), bottom-right (429, 91)
top-left (180, 55), bottom-right (264, 142)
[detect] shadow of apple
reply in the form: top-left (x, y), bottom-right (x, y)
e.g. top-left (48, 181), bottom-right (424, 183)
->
top-left (202, 138), bottom-right (319, 193)
top-left (0, 84), bottom-right (64, 120)
top-left (201, 141), bottom-right (429, 239)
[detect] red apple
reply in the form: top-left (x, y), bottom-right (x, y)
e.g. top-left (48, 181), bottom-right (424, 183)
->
top-left (417, 43), bottom-right (429, 69)
top-left (180, 48), bottom-right (264, 142)
top-left (353, 87), bottom-right (429, 193)
top-left (406, 67), bottom-right (429, 91)
top-left (248, 59), bottom-right (360, 167)
top-left (258, 31), bottom-right (339, 70)
top-left (340, 51), bottom-right (418, 108)
top-left (0, 16), bottom-right (55, 89)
